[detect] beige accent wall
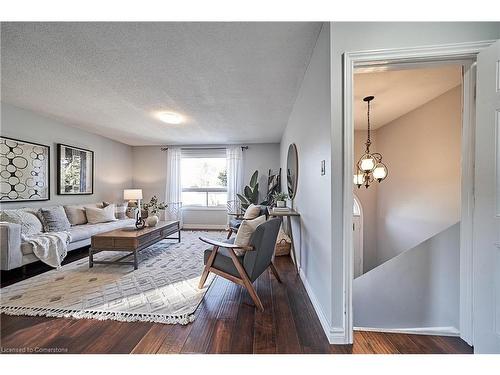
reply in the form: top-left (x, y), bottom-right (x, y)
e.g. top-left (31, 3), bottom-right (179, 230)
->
top-left (354, 85), bottom-right (462, 270)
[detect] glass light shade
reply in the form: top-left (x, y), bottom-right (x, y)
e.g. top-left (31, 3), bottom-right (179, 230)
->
top-left (359, 154), bottom-right (376, 172)
top-left (353, 173), bottom-right (364, 186)
top-left (123, 189), bottom-right (143, 201)
top-left (373, 164), bottom-right (388, 181)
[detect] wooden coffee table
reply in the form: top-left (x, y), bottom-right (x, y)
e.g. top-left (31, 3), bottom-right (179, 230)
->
top-left (89, 220), bottom-right (181, 270)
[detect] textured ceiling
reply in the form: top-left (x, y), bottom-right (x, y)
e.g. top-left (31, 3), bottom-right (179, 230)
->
top-left (1, 22), bottom-right (322, 145)
top-left (354, 65), bottom-right (462, 130)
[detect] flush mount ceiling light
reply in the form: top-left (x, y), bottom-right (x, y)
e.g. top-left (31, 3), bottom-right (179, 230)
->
top-left (156, 111), bottom-right (184, 125)
top-left (354, 95), bottom-right (388, 189)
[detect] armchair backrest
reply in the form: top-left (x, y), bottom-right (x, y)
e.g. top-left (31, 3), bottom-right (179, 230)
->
top-left (243, 218), bottom-right (281, 282)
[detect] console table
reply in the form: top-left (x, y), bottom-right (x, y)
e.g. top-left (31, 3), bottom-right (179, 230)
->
top-left (269, 208), bottom-right (300, 274)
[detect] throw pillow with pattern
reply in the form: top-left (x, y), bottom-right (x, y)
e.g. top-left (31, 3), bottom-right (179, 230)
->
top-left (1, 208), bottom-right (44, 235)
top-left (38, 206), bottom-right (71, 232)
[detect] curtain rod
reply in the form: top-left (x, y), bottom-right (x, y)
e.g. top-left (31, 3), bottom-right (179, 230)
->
top-left (161, 146), bottom-right (248, 151)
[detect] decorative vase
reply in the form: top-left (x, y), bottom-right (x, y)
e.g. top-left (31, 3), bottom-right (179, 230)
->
top-left (276, 200), bottom-right (286, 208)
top-left (146, 215), bottom-right (159, 227)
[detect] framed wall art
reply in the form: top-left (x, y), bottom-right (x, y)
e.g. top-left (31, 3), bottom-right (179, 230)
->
top-left (57, 143), bottom-right (94, 195)
top-left (0, 136), bottom-right (50, 202)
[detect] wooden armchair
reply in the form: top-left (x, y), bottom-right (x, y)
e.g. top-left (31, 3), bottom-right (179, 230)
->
top-left (198, 218), bottom-right (282, 311)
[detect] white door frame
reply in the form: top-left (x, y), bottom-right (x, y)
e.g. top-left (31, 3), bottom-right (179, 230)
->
top-left (353, 194), bottom-right (363, 277)
top-left (342, 40), bottom-right (497, 345)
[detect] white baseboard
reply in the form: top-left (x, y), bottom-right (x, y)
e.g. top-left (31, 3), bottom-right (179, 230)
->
top-left (354, 326), bottom-right (460, 337)
top-left (182, 224), bottom-right (226, 230)
top-left (299, 269), bottom-right (347, 344)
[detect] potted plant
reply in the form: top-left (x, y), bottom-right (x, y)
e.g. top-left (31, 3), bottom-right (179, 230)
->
top-left (142, 195), bottom-right (167, 227)
top-left (273, 192), bottom-right (288, 208)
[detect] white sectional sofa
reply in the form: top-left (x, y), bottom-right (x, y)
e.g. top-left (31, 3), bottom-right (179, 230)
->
top-left (0, 203), bottom-right (135, 271)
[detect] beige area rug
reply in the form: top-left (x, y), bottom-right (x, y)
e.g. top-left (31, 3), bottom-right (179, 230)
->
top-left (0, 231), bottom-right (223, 324)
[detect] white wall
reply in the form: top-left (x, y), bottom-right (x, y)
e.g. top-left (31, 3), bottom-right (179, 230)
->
top-left (0, 103), bottom-right (133, 209)
top-left (353, 222), bottom-right (460, 331)
top-left (329, 22), bottom-right (500, 338)
top-left (280, 23), bottom-right (333, 337)
top-left (354, 86), bottom-right (462, 271)
top-left (132, 143), bottom-right (280, 227)
top-left (376, 86), bottom-right (462, 264)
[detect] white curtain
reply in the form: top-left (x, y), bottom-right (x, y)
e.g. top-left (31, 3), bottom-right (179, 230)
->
top-left (165, 146), bottom-right (183, 225)
top-left (226, 146), bottom-right (243, 205)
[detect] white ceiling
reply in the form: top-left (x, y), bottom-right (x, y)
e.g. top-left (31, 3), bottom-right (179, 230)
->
top-left (1, 22), bottom-right (322, 146)
top-left (354, 65), bottom-right (462, 130)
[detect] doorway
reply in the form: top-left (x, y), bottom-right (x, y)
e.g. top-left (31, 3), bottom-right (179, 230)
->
top-left (341, 40), bottom-right (496, 347)
top-left (351, 63), bottom-right (463, 334)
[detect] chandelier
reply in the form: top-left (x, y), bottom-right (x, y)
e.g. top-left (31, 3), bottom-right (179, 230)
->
top-left (354, 95), bottom-right (388, 188)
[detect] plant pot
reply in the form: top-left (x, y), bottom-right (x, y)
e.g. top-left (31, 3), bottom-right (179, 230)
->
top-left (276, 200), bottom-right (286, 208)
top-left (146, 215), bottom-right (159, 227)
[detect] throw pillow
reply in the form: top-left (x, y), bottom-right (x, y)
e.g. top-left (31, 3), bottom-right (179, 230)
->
top-left (233, 215), bottom-right (266, 256)
top-left (63, 205), bottom-right (88, 225)
top-left (85, 204), bottom-right (117, 224)
top-left (1, 209), bottom-right (44, 236)
top-left (103, 201), bottom-right (128, 220)
top-left (243, 204), bottom-right (261, 219)
top-left (38, 206), bottom-right (71, 232)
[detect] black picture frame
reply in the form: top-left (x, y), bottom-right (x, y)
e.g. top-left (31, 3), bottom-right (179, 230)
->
top-left (57, 143), bottom-right (94, 195)
top-left (0, 136), bottom-right (51, 203)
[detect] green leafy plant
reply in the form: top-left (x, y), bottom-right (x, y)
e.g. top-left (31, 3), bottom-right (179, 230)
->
top-left (217, 170), bottom-right (227, 186)
top-left (264, 169), bottom-right (281, 205)
top-left (273, 192), bottom-right (288, 203)
top-left (237, 170), bottom-right (260, 210)
top-left (142, 195), bottom-right (167, 215)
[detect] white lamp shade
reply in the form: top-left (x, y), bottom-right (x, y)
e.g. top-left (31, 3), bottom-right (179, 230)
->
top-left (124, 189), bottom-right (143, 200)
top-left (373, 164), bottom-right (387, 181)
top-left (353, 173), bottom-right (364, 185)
top-left (360, 156), bottom-right (375, 172)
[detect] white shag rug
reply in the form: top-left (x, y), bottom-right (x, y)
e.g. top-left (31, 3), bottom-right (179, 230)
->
top-left (0, 231), bottom-right (222, 325)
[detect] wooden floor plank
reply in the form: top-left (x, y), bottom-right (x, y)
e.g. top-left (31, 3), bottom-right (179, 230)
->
top-left (228, 283), bottom-right (256, 353)
top-left (276, 257), bottom-right (331, 354)
top-left (207, 281), bottom-right (242, 354)
top-left (252, 269), bottom-right (276, 354)
top-left (0, 252), bottom-right (473, 355)
top-left (270, 261), bottom-right (302, 354)
top-left (154, 324), bottom-right (194, 354)
top-left (180, 277), bottom-right (228, 353)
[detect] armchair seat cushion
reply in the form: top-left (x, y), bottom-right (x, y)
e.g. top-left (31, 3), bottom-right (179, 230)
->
top-left (229, 218), bottom-right (243, 229)
top-left (204, 239), bottom-right (244, 279)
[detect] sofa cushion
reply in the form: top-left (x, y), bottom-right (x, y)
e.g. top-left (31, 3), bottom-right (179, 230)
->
top-left (68, 218), bottom-right (135, 242)
top-left (64, 205), bottom-right (88, 225)
top-left (103, 201), bottom-right (128, 220)
top-left (85, 204), bottom-right (117, 224)
top-left (38, 206), bottom-right (71, 232)
top-left (1, 208), bottom-right (43, 236)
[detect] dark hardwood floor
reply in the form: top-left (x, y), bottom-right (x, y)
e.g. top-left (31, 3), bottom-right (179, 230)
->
top-left (0, 243), bottom-right (472, 354)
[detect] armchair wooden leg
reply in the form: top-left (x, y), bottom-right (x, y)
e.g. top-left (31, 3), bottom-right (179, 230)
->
top-left (269, 262), bottom-right (282, 283)
top-left (198, 245), bottom-right (218, 289)
top-left (226, 228), bottom-right (233, 239)
top-left (243, 279), bottom-right (264, 312)
top-left (226, 247), bottom-right (264, 311)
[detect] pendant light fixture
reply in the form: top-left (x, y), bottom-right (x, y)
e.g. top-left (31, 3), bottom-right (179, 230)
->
top-left (354, 95), bottom-right (388, 189)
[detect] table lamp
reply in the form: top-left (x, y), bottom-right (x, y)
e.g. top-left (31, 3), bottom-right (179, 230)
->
top-left (123, 189), bottom-right (145, 229)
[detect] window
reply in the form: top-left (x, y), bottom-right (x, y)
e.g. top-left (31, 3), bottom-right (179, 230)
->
top-left (181, 148), bottom-right (227, 207)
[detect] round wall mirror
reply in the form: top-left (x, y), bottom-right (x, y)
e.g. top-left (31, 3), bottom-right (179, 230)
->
top-left (287, 143), bottom-right (298, 200)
